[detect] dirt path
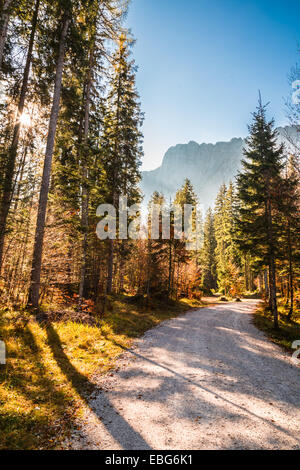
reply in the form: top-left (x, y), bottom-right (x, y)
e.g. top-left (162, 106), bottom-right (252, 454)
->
top-left (67, 300), bottom-right (300, 450)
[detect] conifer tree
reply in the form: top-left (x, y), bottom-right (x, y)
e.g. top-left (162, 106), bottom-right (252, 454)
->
top-left (0, 0), bottom-right (40, 273)
top-left (172, 179), bottom-right (199, 296)
top-left (101, 33), bottom-right (143, 294)
top-left (0, 0), bottom-right (12, 70)
top-left (28, 1), bottom-right (72, 307)
top-left (214, 182), bottom-right (242, 295)
top-left (236, 97), bottom-right (285, 328)
top-left (280, 154), bottom-right (300, 319)
top-left (200, 208), bottom-right (217, 294)
top-left (146, 191), bottom-right (167, 297)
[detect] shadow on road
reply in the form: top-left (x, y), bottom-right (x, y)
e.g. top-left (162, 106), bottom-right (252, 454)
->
top-left (44, 323), bottom-right (151, 449)
top-left (42, 302), bottom-right (300, 450)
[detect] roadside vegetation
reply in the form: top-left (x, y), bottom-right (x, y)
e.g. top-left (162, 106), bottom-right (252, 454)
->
top-left (253, 298), bottom-right (300, 352)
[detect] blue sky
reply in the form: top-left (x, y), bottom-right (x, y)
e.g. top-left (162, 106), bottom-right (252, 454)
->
top-left (126, 0), bottom-right (300, 170)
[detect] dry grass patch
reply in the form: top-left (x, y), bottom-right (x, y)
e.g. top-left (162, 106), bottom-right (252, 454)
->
top-left (253, 300), bottom-right (300, 353)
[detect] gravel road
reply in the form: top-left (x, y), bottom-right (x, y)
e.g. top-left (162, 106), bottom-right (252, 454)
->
top-left (68, 300), bottom-right (300, 450)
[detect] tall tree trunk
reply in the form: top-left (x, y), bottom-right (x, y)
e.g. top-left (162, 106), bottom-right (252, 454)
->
top-left (146, 238), bottom-right (151, 298)
top-left (79, 44), bottom-right (95, 305)
top-left (285, 276), bottom-right (290, 306)
top-left (0, 0), bottom-right (40, 273)
top-left (106, 63), bottom-right (122, 296)
top-left (269, 256), bottom-right (278, 328)
top-left (267, 201), bottom-right (278, 328)
top-left (106, 239), bottom-right (114, 294)
top-left (287, 221), bottom-right (294, 320)
top-left (258, 272), bottom-right (263, 294)
top-left (28, 13), bottom-right (70, 308)
top-left (244, 258), bottom-right (249, 291)
top-left (264, 269), bottom-right (269, 299)
top-left (168, 241), bottom-right (172, 297)
top-left (0, 0), bottom-right (12, 70)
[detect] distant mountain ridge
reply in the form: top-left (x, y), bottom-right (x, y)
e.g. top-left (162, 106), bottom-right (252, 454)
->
top-left (141, 126), bottom-right (297, 209)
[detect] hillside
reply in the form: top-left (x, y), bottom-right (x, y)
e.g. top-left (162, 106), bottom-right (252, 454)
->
top-left (141, 126), bottom-right (297, 208)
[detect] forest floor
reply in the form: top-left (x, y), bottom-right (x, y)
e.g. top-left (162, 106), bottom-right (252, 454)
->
top-left (66, 300), bottom-right (300, 450)
top-left (0, 296), bottom-right (205, 450)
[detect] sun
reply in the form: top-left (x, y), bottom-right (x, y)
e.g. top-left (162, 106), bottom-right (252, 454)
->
top-left (19, 112), bottom-right (32, 127)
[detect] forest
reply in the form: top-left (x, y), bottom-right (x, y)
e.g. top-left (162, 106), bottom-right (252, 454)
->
top-left (0, 0), bottom-right (299, 324)
top-left (0, 0), bottom-right (300, 451)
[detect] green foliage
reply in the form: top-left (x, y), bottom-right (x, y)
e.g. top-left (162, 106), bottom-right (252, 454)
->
top-left (214, 182), bottom-right (243, 296)
top-left (235, 99), bottom-right (285, 268)
top-left (200, 208), bottom-right (217, 293)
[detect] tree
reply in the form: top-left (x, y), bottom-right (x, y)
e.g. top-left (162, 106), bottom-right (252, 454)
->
top-left (214, 182), bottom-right (242, 295)
top-left (146, 191), bottom-right (167, 297)
top-left (172, 178), bottom-right (199, 297)
top-left (280, 154), bottom-right (300, 320)
top-left (0, 0), bottom-right (12, 70)
top-left (101, 33), bottom-right (143, 294)
top-left (28, 4), bottom-right (71, 308)
top-left (0, 0), bottom-right (40, 272)
top-left (200, 208), bottom-right (217, 294)
top-left (236, 97), bottom-right (285, 328)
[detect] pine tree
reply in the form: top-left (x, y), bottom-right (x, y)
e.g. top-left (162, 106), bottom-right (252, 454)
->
top-left (214, 182), bottom-right (242, 296)
top-left (0, 0), bottom-right (40, 273)
top-left (101, 33), bottom-right (143, 294)
top-left (200, 208), bottom-right (217, 294)
top-left (0, 0), bottom-right (13, 70)
top-left (280, 154), bottom-right (300, 319)
top-left (172, 179), bottom-right (199, 297)
top-left (28, 2), bottom-right (71, 308)
top-left (236, 97), bottom-right (285, 328)
top-left (146, 191), bottom-right (167, 297)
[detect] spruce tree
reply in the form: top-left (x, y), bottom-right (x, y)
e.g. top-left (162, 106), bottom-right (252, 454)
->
top-left (280, 154), bottom-right (300, 320)
top-left (0, 0), bottom-right (13, 70)
top-left (214, 182), bottom-right (242, 296)
top-left (0, 0), bottom-right (40, 273)
top-left (236, 97), bottom-right (285, 328)
top-left (146, 191), bottom-right (167, 297)
top-left (200, 208), bottom-right (217, 294)
top-left (101, 33), bottom-right (143, 294)
top-left (28, 1), bottom-right (72, 308)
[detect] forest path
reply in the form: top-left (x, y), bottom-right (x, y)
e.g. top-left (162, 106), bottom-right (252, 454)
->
top-left (67, 300), bottom-right (300, 450)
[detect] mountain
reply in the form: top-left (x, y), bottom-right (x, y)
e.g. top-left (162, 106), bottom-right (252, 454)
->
top-left (141, 126), bottom-right (298, 209)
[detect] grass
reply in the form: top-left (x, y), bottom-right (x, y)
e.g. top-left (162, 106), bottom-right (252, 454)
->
top-left (0, 295), bottom-right (204, 450)
top-left (253, 299), bottom-right (300, 353)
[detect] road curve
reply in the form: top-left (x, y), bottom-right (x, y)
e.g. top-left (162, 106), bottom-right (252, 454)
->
top-left (68, 300), bottom-right (300, 450)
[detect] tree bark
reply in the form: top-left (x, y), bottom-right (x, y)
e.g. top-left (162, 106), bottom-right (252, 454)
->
top-left (0, 0), bottom-right (40, 273)
top-left (106, 47), bottom-right (123, 295)
top-left (106, 239), bottom-right (114, 294)
top-left (0, 0), bottom-right (12, 70)
top-left (287, 221), bottom-right (294, 320)
top-left (264, 269), bottom-right (269, 300)
top-left (244, 258), bottom-right (249, 291)
top-left (168, 241), bottom-right (172, 297)
top-left (28, 13), bottom-right (70, 308)
top-left (267, 201), bottom-right (279, 328)
top-left (269, 256), bottom-right (278, 328)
